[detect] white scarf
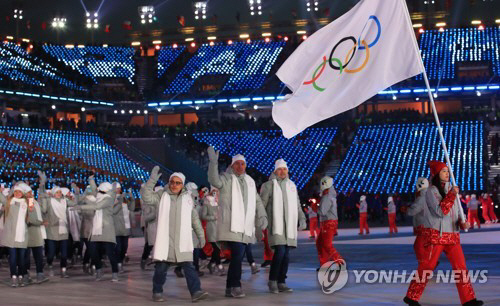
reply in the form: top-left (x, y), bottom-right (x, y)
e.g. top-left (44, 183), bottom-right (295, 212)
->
top-left (272, 179), bottom-right (299, 239)
top-left (50, 197), bottom-right (68, 235)
top-left (122, 203), bottom-right (131, 229)
top-left (12, 198), bottom-right (28, 243)
top-left (153, 192), bottom-right (193, 261)
top-left (230, 174), bottom-right (256, 237)
top-left (91, 194), bottom-right (110, 237)
top-left (32, 199), bottom-right (47, 240)
top-left (68, 208), bottom-right (81, 241)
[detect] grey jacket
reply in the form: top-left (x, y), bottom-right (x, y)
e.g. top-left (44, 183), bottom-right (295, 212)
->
top-left (78, 189), bottom-right (117, 244)
top-left (358, 200), bottom-right (368, 213)
top-left (407, 190), bottom-right (427, 228)
top-left (27, 199), bottom-right (45, 247)
top-left (260, 175), bottom-right (306, 248)
top-left (200, 198), bottom-right (218, 243)
top-left (40, 195), bottom-right (77, 241)
top-left (468, 198), bottom-right (479, 210)
top-left (78, 186), bottom-right (96, 240)
top-left (318, 187), bottom-right (338, 222)
top-left (0, 198), bottom-right (33, 248)
top-left (113, 192), bottom-right (136, 237)
top-left (424, 185), bottom-right (460, 235)
top-left (387, 201), bottom-right (396, 214)
top-left (208, 161), bottom-right (268, 244)
top-left (142, 178), bottom-right (205, 263)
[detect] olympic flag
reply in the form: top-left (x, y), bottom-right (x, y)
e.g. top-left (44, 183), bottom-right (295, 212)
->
top-left (272, 0), bottom-right (424, 138)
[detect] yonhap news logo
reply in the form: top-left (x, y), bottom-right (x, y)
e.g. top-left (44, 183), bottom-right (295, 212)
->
top-left (317, 262), bottom-right (488, 294)
top-left (317, 261), bottom-right (349, 294)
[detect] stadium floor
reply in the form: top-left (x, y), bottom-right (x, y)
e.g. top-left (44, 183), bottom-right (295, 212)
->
top-left (1, 224), bottom-right (499, 306)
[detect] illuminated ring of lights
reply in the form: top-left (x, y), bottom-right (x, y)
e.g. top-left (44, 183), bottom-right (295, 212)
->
top-left (328, 36), bottom-right (357, 71)
top-left (357, 15), bottom-right (382, 50)
top-left (344, 40), bottom-right (370, 74)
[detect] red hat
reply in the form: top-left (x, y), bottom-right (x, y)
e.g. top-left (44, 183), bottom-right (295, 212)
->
top-left (428, 161), bottom-right (447, 177)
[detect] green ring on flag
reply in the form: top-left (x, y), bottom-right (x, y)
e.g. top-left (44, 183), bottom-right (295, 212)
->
top-left (312, 57), bottom-right (343, 92)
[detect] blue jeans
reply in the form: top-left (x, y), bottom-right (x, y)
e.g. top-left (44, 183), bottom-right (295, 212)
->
top-left (115, 236), bottom-right (129, 264)
top-left (153, 261), bottom-right (201, 295)
top-left (226, 242), bottom-right (246, 289)
top-left (9, 248), bottom-right (27, 277)
top-left (245, 243), bottom-right (255, 264)
top-left (91, 241), bottom-right (119, 273)
top-left (269, 245), bottom-right (290, 283)
top-left (25, 246), bottom-right (44, 273)
top-left (47, 239), bottom-right (68, 268)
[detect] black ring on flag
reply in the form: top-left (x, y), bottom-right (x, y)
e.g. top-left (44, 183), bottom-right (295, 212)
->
top-left (328, 36), bottom-right (357, 71)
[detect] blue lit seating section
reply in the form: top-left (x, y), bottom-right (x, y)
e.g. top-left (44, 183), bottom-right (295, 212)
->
top-left (157, 46), bottom-right (186, 78)
top-left (193, 128), bottom-right (337, 189)
top-left (164, 40), bottom-right (285, 94)
top-left (334, 121), bottom-right (483, 194)
top-left (0, 127), bottom-right (148, 197)
top-left (0, 42), bottom-right (85, 91)
top-left (43, 45), bottom-right (136, 84)
top-left (418, 27), bottom-right (500, 80)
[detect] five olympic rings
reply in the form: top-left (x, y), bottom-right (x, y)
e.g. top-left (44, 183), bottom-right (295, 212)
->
top-left (303, 15), bottom-right (382, 92)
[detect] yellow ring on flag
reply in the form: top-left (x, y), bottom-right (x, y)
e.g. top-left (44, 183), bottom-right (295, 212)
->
top-left (344, 40), bottom-right (370, 74)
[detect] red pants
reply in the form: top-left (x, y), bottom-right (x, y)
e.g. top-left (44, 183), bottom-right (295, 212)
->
top-left (359, 212), bottom-right (369, 234)
top-left (388, 213), bottom-right (398, 233)
top-left (406, 243), bottom-right (476, 304)
top-left (467, 209), bottom-right (481, 229)
top-left (309, 217), bottom-right (319, 238)
top-left (413, 227), bottom-right (426, 264)
top-left (316, 220), bottom-right (343, 266)
top-left (262, 229), bottom-right (274, 261)
top-left (485, 204), bottom-right (498, 222)
top-left (201, 221), bottom-right (213, 256)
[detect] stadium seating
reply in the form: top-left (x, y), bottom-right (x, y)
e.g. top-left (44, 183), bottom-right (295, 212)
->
top-left (193, 128), bottom-right (337, 189)
top-left (418, 27), bottom-right (500, 80)
top-left (0, 42), bottom-right (85, 91)
top-left (334, 121), bottom-right (484, 194)
top-left (43, 45), bottom-right (136, 84)
top-left (0, 127), bottom-right (148, 196)
top-left (164, 40), bottom-right (285, 94)
top-left (157, 45), bottom-right (186, 78)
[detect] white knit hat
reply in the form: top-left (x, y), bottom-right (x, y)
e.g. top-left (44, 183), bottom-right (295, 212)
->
top-left (115, 182), bottom-right (122, 189)
top-left (169, 172), bottom-right (186, 185)
top-left (19, 183), bottom-right (32, 193)
top-left (471, 194), bottom-right (476, 199)
top-left (12, 185), bottom-right (24, 193)
top-left (360, 195), bottom-right (366, 202)
top-left (52, 186), bottom-right (62, 194)
top-left (60, 187), bottom-right (71, 196)
top-left (98, 182), bottom-right (112, 193)
top-left (185, 182), bottom-right (198, 191)
top-left (231, 154), bottom-right (246, 165)
top-left (320, 176), bottom-right (333, 192)
top-left (274, 159), bottom-right (288, 171)
top-left (388, 196), bottom-right (394, 203)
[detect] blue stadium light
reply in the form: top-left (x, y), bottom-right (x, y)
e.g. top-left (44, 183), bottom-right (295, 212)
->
top-left (451, 87), bottom-right (462, 91)
top-left (490, 85), bottom-right (500, 90)
top-left (240, 98), bottom-right (251, 102)
top-left (195, 100), bottom-right (205, 104)
top-left (182, 101), bottom-right (193, 105)
top-left (476, 86), bottom-right (487, 90)
top-left (148, 103), bottom-right (158, 107)
top-left (277, 96), bottom-right (285, 100)
top-left (170, 102), bottom-right (181, 105)
top-left (217, 99), bottom-right (228, 103)
top-left (252, 97), bottom-right (263, 101)
top-left (264, 96), bottom-right (275, 100)
top-left (400, 89), bottom-right (412, 93)
top-left (159, 102), bottom-right (170, 106)
top-left (463, 86), bottom-right (475, 91)
top-left (438, 88), bottom-right (449, 92)
top-left (206, 99), bottom-right (216, 103)
top-left (67, 98), bottom-right (75, 101)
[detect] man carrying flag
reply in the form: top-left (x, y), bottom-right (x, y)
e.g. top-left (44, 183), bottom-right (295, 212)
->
top-left (272, 0), bottom-right (483, 305)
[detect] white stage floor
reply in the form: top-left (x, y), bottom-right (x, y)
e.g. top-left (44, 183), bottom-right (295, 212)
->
top-left (1, 224), bottom-right (499, 305)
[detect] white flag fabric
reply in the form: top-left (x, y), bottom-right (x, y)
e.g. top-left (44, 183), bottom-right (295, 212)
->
top-left (272, 0), bottom-right (424, 138)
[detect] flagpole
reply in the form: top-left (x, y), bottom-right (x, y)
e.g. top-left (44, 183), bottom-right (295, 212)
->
top-left (400, 0), bottom-right (467, 225)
